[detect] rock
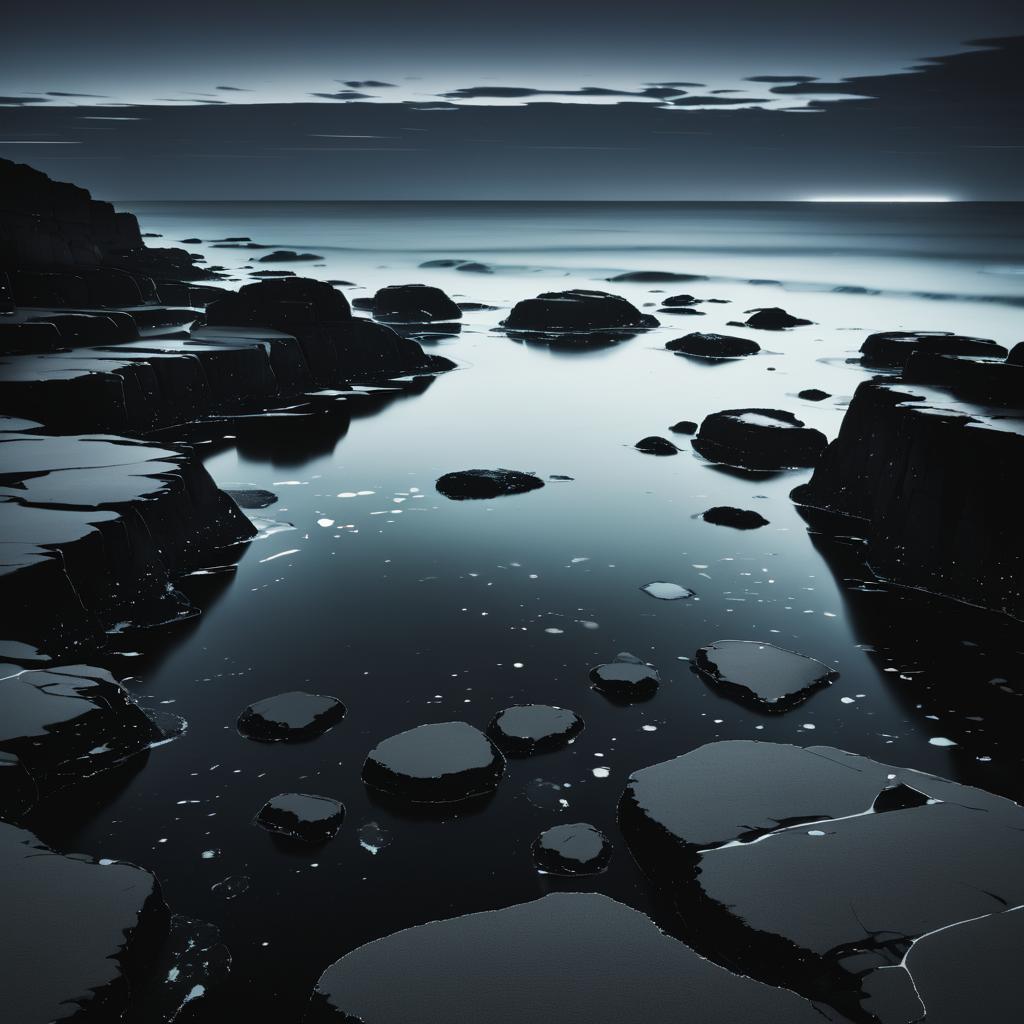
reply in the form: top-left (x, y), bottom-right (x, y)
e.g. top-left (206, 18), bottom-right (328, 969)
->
top-left (455, 261), bottom-right (492, 273)
top-left (250, 269), bottom-right (296, 277)
top-left (791, 378), bottom-right (1024, 617)
top-left (661, 294), bottom-right (701, 306)
top-left (206, 277), bottom-right (350, 330)
top-left (666, 332), bottom-right (760, 359)
top-left (419, 259), bottom-right (465, 268)
top-left (702, 506), bottom-right (769, 529)
top-left (436, 469), bottom-right (545, 500)
top-left (641, 582), bottom-right (695, 600)
top-left (237, 691), bottom-right (346, 742)
top-left (620, 741), bottom-right (1024, 1024)
top-left (903, 351), bottom-right (1023, 404)
top-left (257, 250), bottom-right (322, 262)
top-left (255, 793), bottom-right (345, 843)
top-left (532, 823), bottom-right (611, 874)
top-left (1008, 342), bottom-right (1024, 366)
top-left (501, 290), bottom-right (659, 333)
top-left (659, 306), bottom-right (705, 316)
top-left (0, 820), bottom-right (169, 1024)
top-left (797, 388), bottom-right (830, 401)
top-left (634, 436), bottom-right (678, 455)
top-left (457, 301), bottom-right (498, 311)
top-left (743, 307), bottom-right (812, 329)
top-left (607, 271), bottom-right (707, 282)
top-left (179, 237), bottom-right (202, 244)
top-left (487, 704), bottom-right (583, 753)
top-left (590, 660), bottom-right (660, 700)
top-left (224, 488), bottom-right (278, 509)
top-left (0, 321), bottom-right (65, 355)
top-left (0, 663), bottom-right (161, 790)
top-left (307, 892), bottom-right (832, 1023)
top-left (0, 750), bottom-right (36, 817)
top-left (362, 722), bottom-right (505, 802)
top-left (860, 330), bottom-right (1007, 368)
top-left (692, 408), bottom-right (827, 470)
top-left (370, 284), bottom-right (462, 323)
top-left (669, 420), bottom-right (698, 435)
top-left (694, 640), bottom-right (836, 710)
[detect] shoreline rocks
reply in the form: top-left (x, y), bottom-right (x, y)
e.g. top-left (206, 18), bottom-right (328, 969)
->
top-left (692, 408), bottom-right (827, 470)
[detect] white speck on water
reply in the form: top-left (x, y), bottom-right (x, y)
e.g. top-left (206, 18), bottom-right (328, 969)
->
top-left (592, 767), bottom-right (610, 779)
top-left (259, 548), bottom-right (300, 563)
top-left (641, 582), bottom-right (695, 600)
top-left (801, 723), bottom-right (816, 730)
top-left (544, 627), bottom-right (563, 634)
top-left (929, 736), bottom-right (957, 747)
top-left (201, 849), bottom-right (218, 860)
top-left (808, 830), bottom-right (826, 837)
top-left (642, 724), bottom-right (657, 732)
top-left (316, 518), bottom-right (335, 528)
top-left (840, 697), bottom-right (855, 704)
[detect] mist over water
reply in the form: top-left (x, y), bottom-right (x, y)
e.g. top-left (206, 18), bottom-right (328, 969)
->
top-left (24, 201), bottom-right (1024, 1019)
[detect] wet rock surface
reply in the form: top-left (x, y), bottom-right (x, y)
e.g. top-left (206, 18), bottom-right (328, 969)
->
top-left (634, 435), bottom-right (678, 455)
top-left (667, 332), bottom-right (760, 358)
top-left (436, 468), bottom-right (545, 500)
top-left (224, 488), bottom-right (278, 509)
top-left (237, 691), bottom-right (346, 742)
top-left (255, 793), bottom-right (345, 843)
top-left (693, 408), bottom-right (828, 470)
top-left (0, 821), bottom-right (168, 1024)
top-left (669, 419), bottom-right (698, 434)
top-left (742, 306), bottom-right (812, 329)
top-left (590, 659), bottom-right (661, 700)
top-left (487, 704), bottom-right (583, 753)
top-left (362, 722), bottom-right (505, 802)
top-left (702, 506), bottom-right (770, 529)
top-left (532, 822), bottom-right (611, 874)
top-left (694, 640), bottom-right (836, 710)
top-left (798, 388), bottom-right (830, 401)
top-left (860, 329), bottom-right (1008, 368)
top-left (369, 283), bottom-right (462, 322)
top-left (308, 893), bottom-right (833, 1022)
top-left (621, 740), bottom-right (1024, 1022)
top-left (501, 289), bottom-right (659, 338)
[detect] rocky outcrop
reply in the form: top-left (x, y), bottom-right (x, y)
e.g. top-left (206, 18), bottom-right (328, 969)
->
top-left (367, 284), bottom-right (462, 323)
top-left (666, 332), bottom-right (760, 359)
top-left (0, 821), bottom-right (169, 1024)
top-left (791, 373), bottom-right (1024, 618)
top-left (692, 409), bottom-right (827, 470)
top-left (860, 330), bottom-right (1007, 368)
top-left (500, 289), bottom-right (659, 343)
top-left (307, 893), bottom-right (834, 1022)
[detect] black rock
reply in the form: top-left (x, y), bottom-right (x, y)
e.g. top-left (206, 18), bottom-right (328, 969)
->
top-left (257, 250), bottom-right (323, 262)
top-left (666, 332), bottom-right (760, 359)
top-left (661, 293), bottom-right (701, 306)
top-left (371, 284), bottom-right (462, 323)
top-left (250, 269), bottom-right (296, 277)
top-left (180, 237), bottom-right (202, 244)
top-left (237, 691), bottom-right (346, 742)
top-left (743, 307), bottom-right (812, 329)
top-left (860, 330), bottom-right (1008, 368)
top-left (669, 420), bottom-right (698, 435)
top-left (797, 388), bottom-right (830, 401)
top-left (0, 750), bottom-right (36, 817)
top-left (702, 506), bottom-right (769, 529)
top-left (501, 290), bottom-right (659, 333)
top-left (1008, 342), bottom-right (1024, 366)
top-left (206, 277), bottom-right (351, 329)
top-left (0, 820), bottom-right (168, 1024)
top-left (903, 352), bottom-right (1024, 405)
top-left (659, 306), bottom-right (705, 316)
top-left (224, 488), bottom-right (278, 509)
top-left (488, 704), bottom-right (583, 753)
top-left (532, 823), bottom-right (611, 874)
top-left (418, 259), bottom-right (465, 268)
top-left (590, 661), bottom-right (660, 700)
top-left (607, 271), bottom-right (707, 283)
top-left (436, 469), bottom-right (545, 500)
top-left (694, 640), bottom-right (836, 710)
top-left (455, 261), bottom-right (493, 273)
top-left (361, 722), bottom-right (505, 802)
top-left (255, 793), bottom-right (345, 843)
top-left (692, 408), bottom-right (828, 470)
top-left (351, 296), bottom-right (375, 310)
top-left (457, 301), bottom-right (499, 311)
top-left (307, 892), bottom-right (830, 1023)
top-left (634, 435), bottom-right (678, 455)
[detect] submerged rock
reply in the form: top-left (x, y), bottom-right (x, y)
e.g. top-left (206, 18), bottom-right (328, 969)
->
top-left (255, 793), bottom-right (345, 843)
top-left (436, 469), bottom-right (545, 500)
top-left (532, 823), bottom-right (611, 874)
top-left (634, 435), bottom-right (678, 455)
top-left (501, 289), bottom-right (659, 333)
top-left (0, 821), bottom-right (168, 1024)
top-left (692, 408), bottom-right (827, 470)
top-left (702, 506), bottom-right (769, 529)
top-left (488, 704), bottom-right (583, 753)
top-left (666, 332), bottom-right (760, 359)
top-left (860, 330), bottom-right (1007, 368)
top-left (224, 488), bottom-right (278, 509)
top-left (307, 892), bottom-right (831, 1022)
top-left (362, 722), bottom-right (505, 802)
top-left (694, 640), bottom-right (836, 710)
top-left (607, 271), bottom-right (707, 283)
top-left (237, 691), bottom-right (346, 742)
top-left (0, 663), bottom-right (161, 789)
top-left (370, 284), bottom-right (462, 323)
top-left (257, 250), bottom-right (322, 262)
top-left (797, 388), bottom-right (830, 401)
top-left (660, 294), bottom-right (701, 306)
top-left (743, 307), bottom-right (812, 329)
top-left (590, 660), bottom-right (661, 700)
top-left (669, 420), bottom-right (698, 435)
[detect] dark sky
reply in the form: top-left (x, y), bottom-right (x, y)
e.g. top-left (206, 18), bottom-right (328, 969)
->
top-left (2, 2), bottom-right (1023, 199)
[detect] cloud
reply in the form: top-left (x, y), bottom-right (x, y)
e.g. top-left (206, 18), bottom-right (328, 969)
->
top-left (746, 75), bottom-right (818, 83)
top-left (439, 85), bottom-right (688, 100)
top-left (216, 85), bottom-right (253, 92)
top-left (0, 97), bottom-right (50, 106)
top-left (343, 80), bottom-right (395, 88)
top-left (310, 90), bottom-right (371, 101)
top-left (670, 96), bottom-right (771, 105)
top-left (45, 91), bottom-right (108, 98)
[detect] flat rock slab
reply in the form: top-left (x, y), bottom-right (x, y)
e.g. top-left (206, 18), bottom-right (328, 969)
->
top-left (532, 823), bottom-right (612, 875)
top-left (501, 289), bottom-right (659, 333)
top-left (362, 721), bottom-right (505, 802)
top-left (308, 893), bottom-right (835, 1023)
top-left (436, 469), bottom-right (545, 500)
top-left (590, 660), bottom-right (661, 700)
top-left (693, 408), bottom-right (827, 470)
top-left (0, 663), bottom-right (160, 788)
top-left (0, 821), bottom-right (168, 1024)
top-left (237, 691), bottom-right (346, 742)
top-left (702, 506), bottom-right (770, 529)
top-left (224, 488), bottom-right (278, 509)
top-left (667, 332), bottom-right (760, 358)
top-left (255, 793), bottom-right (345, 843)
top-left (694, 640), bottom-right (836, 710)
top-left (619, 740), bottom-right (1024, 1023)
top-left (488, 704), bottom-right (583, 753)
top-left (860, 330), bottom-right (1007, 368)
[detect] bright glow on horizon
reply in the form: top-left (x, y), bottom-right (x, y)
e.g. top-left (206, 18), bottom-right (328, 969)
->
top-left (804, 195), bottom-right (955, 203)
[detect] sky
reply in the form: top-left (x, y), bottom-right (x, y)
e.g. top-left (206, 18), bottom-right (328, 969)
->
top-left (2, 2), bottom-right (1023, 200)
